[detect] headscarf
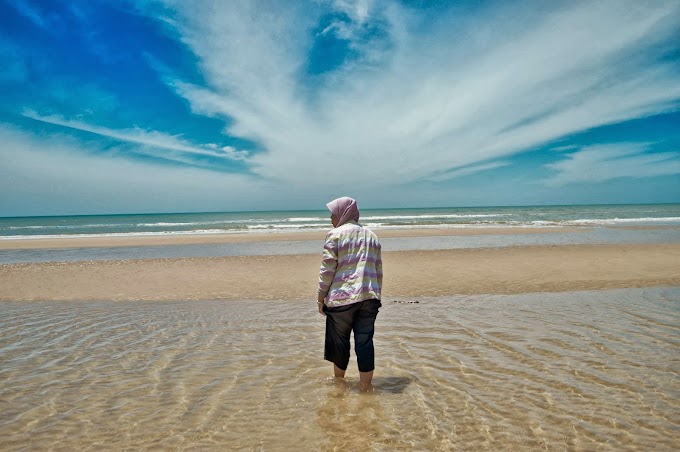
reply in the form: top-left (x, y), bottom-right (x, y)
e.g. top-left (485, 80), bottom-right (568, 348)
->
top-left (326, 196), bottom-right (360, 228)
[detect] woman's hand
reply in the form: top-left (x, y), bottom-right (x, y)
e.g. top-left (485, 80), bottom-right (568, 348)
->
top-left (317, 294), bottom-right (326, 316)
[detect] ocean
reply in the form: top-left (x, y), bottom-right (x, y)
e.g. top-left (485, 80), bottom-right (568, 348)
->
top-left (2, 204), bottom-right (680, 239)
top-left (2, 204), bottom-right (679, 264)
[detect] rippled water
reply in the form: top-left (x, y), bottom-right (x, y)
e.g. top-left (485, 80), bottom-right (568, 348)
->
top-left (1, 287), bottom-right (679, 450)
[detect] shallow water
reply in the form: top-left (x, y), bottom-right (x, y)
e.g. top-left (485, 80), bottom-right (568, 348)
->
top-left (1, 287), bottom-right (679, 450)
top-left (1, 226), bottom-right (679, 264)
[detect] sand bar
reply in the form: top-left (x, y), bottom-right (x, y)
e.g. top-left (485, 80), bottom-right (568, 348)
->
top-left (0, 227), bottom-right (586, 250)
top-left (1, 243), bottom-right (678, 302)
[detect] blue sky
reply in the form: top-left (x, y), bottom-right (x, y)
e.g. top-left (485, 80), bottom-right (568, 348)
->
top-left (0, 0), bottom-right (679, 216)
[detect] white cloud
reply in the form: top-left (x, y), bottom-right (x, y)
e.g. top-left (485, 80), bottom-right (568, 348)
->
top-left (321, 0), bottom-right (375, 41)
top-left (22, 110), bottom-right (250, 162)
top-left (0, 125), bottom-right (272, 216)
top-left (332, 0), bottom-right (372, 25)
top-left (427, 161), bottom-right (510, 182)
top-left (2, 125), bottom-right (676, 216)
top-left (545, 143), bottom-right (680, 186)
top-left (151, 0), bottom-right (680, 193)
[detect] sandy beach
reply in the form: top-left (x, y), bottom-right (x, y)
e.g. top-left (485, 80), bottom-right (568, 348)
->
top-left (1, 240), bottom-right (678, 302)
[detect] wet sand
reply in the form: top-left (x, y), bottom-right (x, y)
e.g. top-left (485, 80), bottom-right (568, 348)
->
top-left (1, 243), bottom-right (678, 302)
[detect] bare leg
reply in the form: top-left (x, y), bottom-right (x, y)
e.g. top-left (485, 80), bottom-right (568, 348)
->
top-left (359, 370), bottom-right (373, 391)
top-left (334, 364), bottom-right (346, 378)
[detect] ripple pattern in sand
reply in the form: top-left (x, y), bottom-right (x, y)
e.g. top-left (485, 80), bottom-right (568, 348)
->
top-left (1, 287), bottom-right (679, 450)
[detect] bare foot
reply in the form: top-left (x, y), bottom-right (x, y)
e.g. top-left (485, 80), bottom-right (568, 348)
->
top-left (334, 364), bottom-right (346, 378)
top-left (359, 370), bottom-right (373, 391)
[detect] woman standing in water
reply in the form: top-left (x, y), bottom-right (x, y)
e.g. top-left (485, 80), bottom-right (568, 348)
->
top-left (317, 197), bottom-right (383, 391)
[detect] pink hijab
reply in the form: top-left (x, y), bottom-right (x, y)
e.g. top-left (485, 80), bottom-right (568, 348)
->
top-left (326, 197), bottom-right (360, 228)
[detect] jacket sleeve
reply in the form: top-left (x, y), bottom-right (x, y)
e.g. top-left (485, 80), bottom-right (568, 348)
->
top-left (318, 232), bottom-right (338, 296)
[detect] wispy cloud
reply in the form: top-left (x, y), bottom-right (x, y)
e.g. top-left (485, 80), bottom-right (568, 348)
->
top-left (153, 0), bottom-right (680, 191)
top-left (22, 110), bottom-right (249, 163)
top-left (320, 0), bottom-right (377, 46)
top-left (427, 161), bottom-right (511, 182)
top-left (10, 0), bottom-right (48, 29)
top-left (550, 145), bottom-right (580, 152)
top-left (0, 125), bottom-right (267, 216)
top-left (545, 143), bottom-right (680, 186)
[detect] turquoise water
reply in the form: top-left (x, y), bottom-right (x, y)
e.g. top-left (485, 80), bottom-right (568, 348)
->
top-left (2, 204), bottom-right (679, 238)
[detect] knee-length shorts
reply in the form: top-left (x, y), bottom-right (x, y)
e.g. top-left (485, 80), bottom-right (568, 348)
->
top-left (323, 299), bottom-right (381, 372)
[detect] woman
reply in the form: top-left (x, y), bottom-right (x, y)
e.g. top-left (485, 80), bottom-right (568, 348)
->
top-left (317, 196), bottom-right (383, 390)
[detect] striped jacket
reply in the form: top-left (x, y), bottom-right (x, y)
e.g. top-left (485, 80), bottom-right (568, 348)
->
top-left (318, 221), bottom-right (382, 307)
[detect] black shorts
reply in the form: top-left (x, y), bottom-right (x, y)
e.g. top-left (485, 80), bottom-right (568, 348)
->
top-left (323, 299), bottom-right (381, 372)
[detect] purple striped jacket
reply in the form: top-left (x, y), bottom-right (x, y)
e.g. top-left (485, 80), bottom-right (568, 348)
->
top-left (318, 221), bottom-right (383, 307)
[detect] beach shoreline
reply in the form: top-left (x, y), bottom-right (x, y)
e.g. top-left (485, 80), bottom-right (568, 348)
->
top-left (1, 243), bottom-right (678, 302)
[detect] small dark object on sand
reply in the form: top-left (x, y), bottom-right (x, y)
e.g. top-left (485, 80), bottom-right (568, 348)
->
top-left (393, 300), bottom-right (419, 304)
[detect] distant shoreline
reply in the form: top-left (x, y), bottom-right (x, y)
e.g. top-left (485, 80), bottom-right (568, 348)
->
top-left (2, 204), bottom-right (678, 244)
top-left (2, 202), bottom-right (678, 220)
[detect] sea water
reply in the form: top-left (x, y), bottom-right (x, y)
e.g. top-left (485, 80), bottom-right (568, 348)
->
top-left (1, 287), bottom-right (678, 450)
top-left (1, 204), bottom-right (679, 264)
top-left (2, 204), bottom-right (679, 238)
